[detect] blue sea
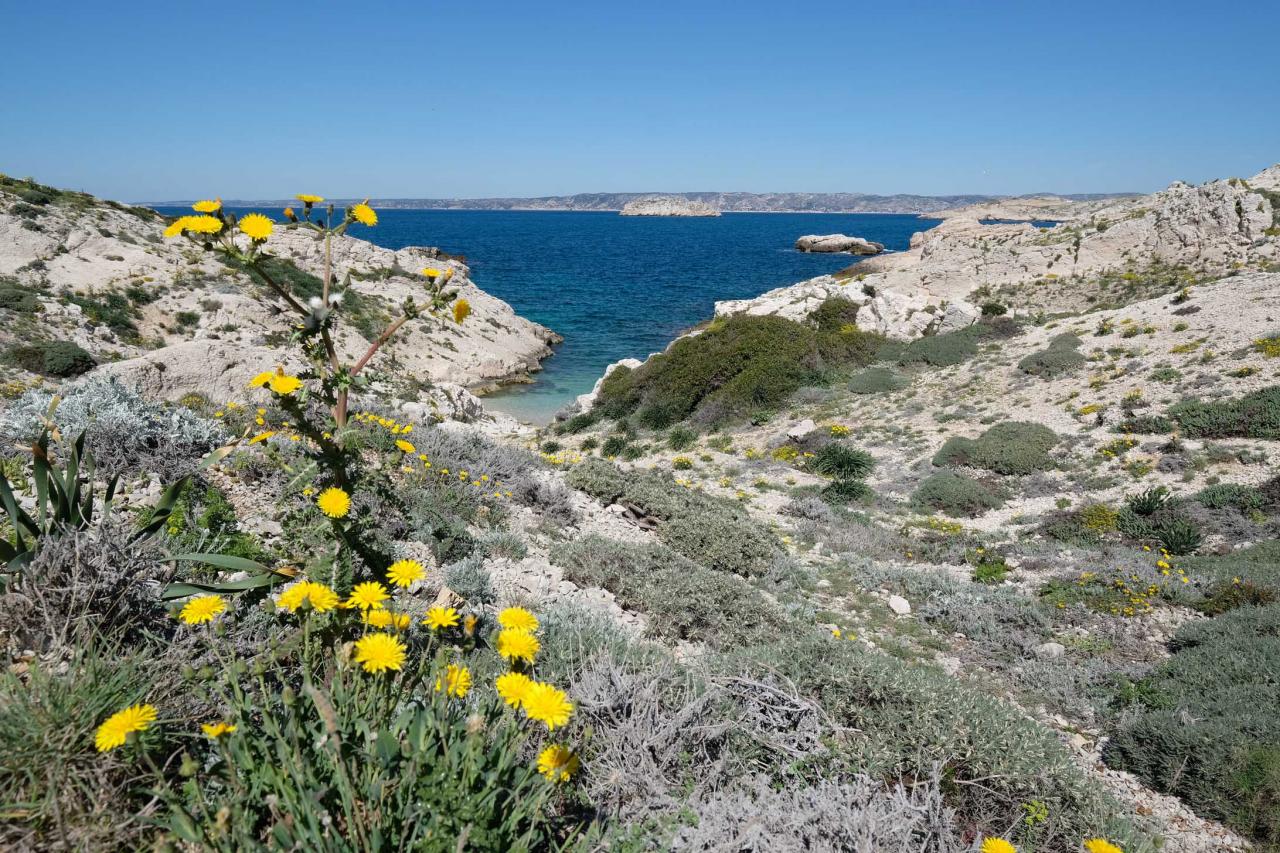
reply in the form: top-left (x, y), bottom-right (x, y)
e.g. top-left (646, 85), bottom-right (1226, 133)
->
top-left (162, 208), bottom-right (938, 423)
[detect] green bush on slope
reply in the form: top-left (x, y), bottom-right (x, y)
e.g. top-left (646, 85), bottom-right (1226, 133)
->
top-left (1018, 333), bottom-right (1086, 378)
top-left (1123, 386), bottom-right (1280, 440)
top-left (933, 421), bottom-right (1058, 475)
top-left (911, 471), bottom-right (1007, 517)
top-left (1105, 604), bottom-right (1280, 846)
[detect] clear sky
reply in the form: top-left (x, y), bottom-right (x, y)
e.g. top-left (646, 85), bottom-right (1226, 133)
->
top-left (2, 0), bottom-right (1276, 202)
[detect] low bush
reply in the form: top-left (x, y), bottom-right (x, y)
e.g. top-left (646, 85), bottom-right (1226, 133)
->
top-left (1196, 482), bottom-right (1265, 512)
top-left (809, 443), bottom-right (874, 480)
top-left (5, 339), bottom-right (97, 377)
top-left (1126, 485), bottom-right (1171, 516)
top-left (897, 327), bottom-right (979, 367)
top-left (593, 308), bottom-right (884, 429)
top-left (1131, 386), bottom-right (1280, 440)
top-left (911, 472), bottom-right (1006, 517)
top-left (551, 536), bottom-right (790, 647)
top-left (932, 421), bottom-right (1058, 475)
top-left (659, 513), bottom-right (781, 576)
top-left (847, 366), bottom-right (908, 394)
top-left (1105, 604), bottom-right (1280, 846)
top-left (1018, 333), bottom-right (1085, 378)
top-left (0, 280), bottom-right (40, 313)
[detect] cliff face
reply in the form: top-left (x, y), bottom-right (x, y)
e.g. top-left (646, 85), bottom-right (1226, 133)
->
top-left (619, 195), bottom-right (721, 217)
top-left (714, 167), bottom-right (1279, 337)
top-left (0, 177), bottom-right (559, 403)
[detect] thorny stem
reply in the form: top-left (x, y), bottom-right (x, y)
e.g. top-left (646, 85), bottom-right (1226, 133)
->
top-left (351, 314), bottom-right (410, 376)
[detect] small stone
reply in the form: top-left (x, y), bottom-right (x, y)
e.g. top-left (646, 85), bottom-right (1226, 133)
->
top-left (1035, 641), bottom-right (1066, 660)
top-left (887, 594), bottom-right (911, 616)
top-left (787, 419), bottom-right (817, 440)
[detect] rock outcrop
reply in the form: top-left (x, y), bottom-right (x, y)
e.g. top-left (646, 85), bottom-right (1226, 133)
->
top-left (0, 179), bottom-right (560, 398)
top-left (619, 195), bottom-right (721, 217)
top-left (795, 234), bottom-right (884, 254)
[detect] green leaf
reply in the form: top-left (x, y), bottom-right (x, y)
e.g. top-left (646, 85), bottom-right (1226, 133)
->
top-left (170, 552), bottom-right (271, 573)
top-left (161, 572), bottom-right (288, 600)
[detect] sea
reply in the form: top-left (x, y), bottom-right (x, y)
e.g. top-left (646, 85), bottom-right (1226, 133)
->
top-left (160, 208), bottom-right (940, 424)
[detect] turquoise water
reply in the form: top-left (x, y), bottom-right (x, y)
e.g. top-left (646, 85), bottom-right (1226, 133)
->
top-left (165, 208), bottom-right (938, 423)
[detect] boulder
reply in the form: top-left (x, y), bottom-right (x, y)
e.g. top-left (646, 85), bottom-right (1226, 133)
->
top-left (787, 418), bottom-right (817, 440)
top-left (795, 234), bottom-right (885, 255)
top-left (887, 594), bottom-right (912, 616)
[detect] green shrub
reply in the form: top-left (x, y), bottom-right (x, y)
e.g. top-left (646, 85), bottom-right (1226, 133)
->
top-left (820, 477), bottom-right (874, 505)
top-left (724, 636), bottom-right (1144, 850)
top-left (594, 311), bottom-right (884, 429)
top-left (1182, 541), bottom-right (1280, 604)
top-left (847, 366), bottom-right (908, 394)
top-left (551, 536), bottom-right (790, 646)
top-left (1157, 386), bottom-right (1280, 440)
top-left (1126, 485), bottom-right (1171, 516)
top-left (911, 472), bottom-right (1006, 517)
top-left (1153, 516), bottom-right (1202, 555)
top-left (658, 513), bottom-right (780, 577)
top-left (1196, 483), bottom-right (1265, 512)
top-left (600, 434), bottom-right (629, 457)
top-left (809, 443), bottom-right (874, 480)
top-left (897, 327), bottom-right (980, 367)
top-left (1018, 333), bottom-right (1085, 378)
top-left (666, 425), bottom-right (696, 451)
top-left (932, 422), bottom-right (1058, 475)
top-left (0, 281), bottom-right (40, 313)
top-left (5, 340), bottom-right (97, 377)
top-left (1105, 604), bottom-right (1280, 845)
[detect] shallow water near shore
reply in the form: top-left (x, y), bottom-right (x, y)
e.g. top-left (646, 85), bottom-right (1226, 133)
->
top-left (165, 208), bottom-right (937, 423)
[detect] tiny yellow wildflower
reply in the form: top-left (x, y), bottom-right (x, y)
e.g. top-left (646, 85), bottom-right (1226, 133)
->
top-left (537, 744), bottom-right (579, 782)
top-left (201, 721), bottom-right (237, 738)
top-left (95, 703), bottom-right (157, 752)
top-left (179, 595), bottom-right (226, 625)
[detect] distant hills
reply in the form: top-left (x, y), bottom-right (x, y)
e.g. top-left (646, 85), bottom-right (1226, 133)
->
top-left (146, 190), bottom-right (1138, 215)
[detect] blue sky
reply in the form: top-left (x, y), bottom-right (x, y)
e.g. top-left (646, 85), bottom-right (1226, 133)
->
top-left (3, 1), bottom-right (1276, 201)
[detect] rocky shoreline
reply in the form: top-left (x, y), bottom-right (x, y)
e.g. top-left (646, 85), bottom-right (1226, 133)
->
top-left (619, 195), bottom-right (721, 216)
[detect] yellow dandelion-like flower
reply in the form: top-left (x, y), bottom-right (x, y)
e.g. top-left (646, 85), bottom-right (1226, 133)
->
top-left (435, 663), bottom-right (472, 698)
top-left (316, 487), bottom-right (351, 518)
top-left (497, 628), bottom-right (540, 664)
top-left (453, 298), bottom-right (471, 325)
top-left (95, 703), bottom-right (157, 752)
top-left (1083, 841), bottom-right (1123, 853)
top-left (423, 606), bottom-right (460, 630)
top-left (268, 373), bottom-right (302, 395)
top-left (346, 581), bottom-right (388, 611)
top-left (296, 194), bottom-right (324, 204)
top-left (351, 202), bottom-right (377, 226)
top-left (981, 840), bottom-right (1017, 853)
top-left (498, 606), bottom-right (539, 632)
top-left (276, 583), bottom-right (310, 613)
top-left (239, 212), bottom-right (273, 241)
top-left (192, 198), bottom-right (221, 213)
top-left (537, 744), bottom-right (580, 782)
top-left (201, 721), bottom-right (236, 738)
top-left (495, 672), bottom-right (533, 708)
top-left (179, 595), bottom-right (226, 625)
top-left (522, 682), bottom-right (573, 730)
top-left (394, 439), bottom-right (416, 455)
top-left (184, 215), bottom-right (223, 235)
top-left (248, 430), bottom-right (275, 445)
top-left (163, 216), bottom-right (192, 238)
top-left (353, 632), bottom-right (406, 674)
top-left (421, 267), bottom-right (443, 279)
top-left (306, 582), bottom-right (340, 613)
top-left (363, 609), bottom-right (410, 630)
top-left (249, 370), bottom-right (274, 388)
top-left (387, 559), bottom-right (425, 588)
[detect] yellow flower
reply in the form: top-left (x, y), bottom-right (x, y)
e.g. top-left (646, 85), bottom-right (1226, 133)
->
top-left (268, 373), bottom-right (302, 395)
top-left (95, 703), bottom-right (158, 752)
top-left (522, 682), bottom-right (573, 730)
top-left (497, 628), bottom-right (540, 664)
top-left (353, 632), bottom-right (406, 674)
top-left (316, 487), bottom-right (351, 518)
top-left (387, 559), bottom-right (425, 588)
top-left (346, 581), bottom-right (388, 611)
top-left (363, 609), bottom-right (411, 630)
top-left (981, 840), bottom-right (1017, 853)
top-left (295, 194), bottom-right (324, 204)
top-left (179, 595), bottom-right (226, 625)
top-left (276, 583), bottom-right (309, 612)
top-left (537, 744), bottom-right (579, 782)
top-left (498, 606), bottom-right (539, 632)
top-left (421, 267), bottom-right (443, 279)
top-left (1083, 841), bottom-right (1123, 853)
top-left (164, 216), bottom-right (191, 238)
top-left (453, 298), bottom-right (471, 324)
top-left (306, 583), bottom-right (340, 613)
top-left (192, 198), bottom-right (222, 213)
top-left (239, 212), bottom-right (274, 241)
top-left (184, 215), bottom-right (223, 235)
top-left (395, 439), bottom-right (416, 454)
top-left (351, 202), bottom-right (377, 226)
top-left (495, 672), bottom-right (533, 708)
top-left (436, 664), bottom-right (471, 698)
top-left (423, 606), bottom-right (460, 630)
top-left (248, 430), bottom-right (275, 445)
top-left (201, 721), bottom-right (236, 738)
top-left (249, 370), bottom-right (274, 388)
